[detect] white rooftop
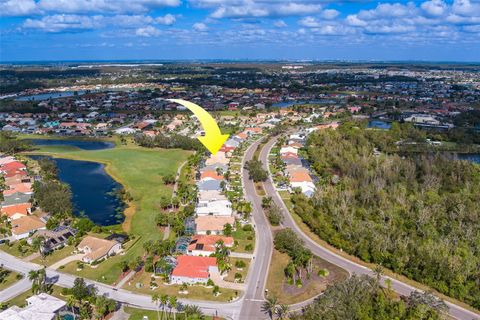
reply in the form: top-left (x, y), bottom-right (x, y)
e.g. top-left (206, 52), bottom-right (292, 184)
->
top-left (0, 293), bottom-right (66, 320)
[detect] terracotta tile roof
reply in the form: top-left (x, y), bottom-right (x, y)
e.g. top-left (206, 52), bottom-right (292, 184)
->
top-left (1, 161), bottom-right (26, 172)
top-left (290, 171), bottom-right (313, 183)
top-left (1, 203), bottom-right (31, 219)
top-left (195, 216), bottom-right (235, 233)
top-left (281, 152), bottom-right (299, 159)
top-left (3, 183), bottom-right (33, 196)
top-left (171, 255), bottom-right (217, 279)
top-left (200, 170), bottom-right (223, 181)
top-left (11, 215), bottom-right (45, 235)
top-left (188, 235), bottom-right (234, 253)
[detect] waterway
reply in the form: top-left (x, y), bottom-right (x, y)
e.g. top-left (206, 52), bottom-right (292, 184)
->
top-left (28, 138), bottom-right (124, 226)
top-left (27, 138), bottom-right (114, 150)
top-left (15, 90), bottom-right (88, 101)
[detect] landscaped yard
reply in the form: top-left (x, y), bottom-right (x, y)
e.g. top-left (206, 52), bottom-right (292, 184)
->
top-left (0, 269), bottom-right (22, 291)
top-left (31, 245), bottom-right (76, 266)
top-left (231, 224), bottom-right (255, 253)
top-left (124, 306), bottom-right (220, 320)
top-left (0, 242), bottom-right (35, 258)
top-left (25, 141), bottom-right (191, 284)
top-left (265, 249), bottom-right (349, 304)
top-left (5, 285), bottom-right (65, 308)
top-left (121, 271), bottom-right (239, 302)
top-left (224, 258), bottom-right (250, 283)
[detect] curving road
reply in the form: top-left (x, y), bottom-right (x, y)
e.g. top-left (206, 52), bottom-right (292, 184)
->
top-left (259, 136), bottom-right (480, 320)
top-left (0, 139), bottom-right (271, 320)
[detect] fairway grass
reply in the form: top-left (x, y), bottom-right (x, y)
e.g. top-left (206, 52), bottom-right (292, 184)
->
top-left (26, 144), bottom-right (191, 284)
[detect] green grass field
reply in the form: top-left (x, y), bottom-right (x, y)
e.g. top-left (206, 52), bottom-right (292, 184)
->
top-left (25, 143), bottom-right (191, 284)
top-left (0, 270), bottom-right (22, 291)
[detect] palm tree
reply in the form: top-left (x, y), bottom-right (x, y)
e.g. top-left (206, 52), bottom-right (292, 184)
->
top-left (169, 295), bottom-right (178, 320)
top-left (28, 270), bottom-right (40, 294)
top-left (261, 296), bottom-right (278, 320)
top-left (276, 304), bottom-right (289, 319)
top-left (151, 293), bottom-right (160, 320)
top-left (31, 236), bottom-right (45, 262)
top-left (160, 294), bottom-right (169, 320)
top-left (184, 305), bottom-right (204, 320)
top-left (66, 295), bottom-right (76, 319)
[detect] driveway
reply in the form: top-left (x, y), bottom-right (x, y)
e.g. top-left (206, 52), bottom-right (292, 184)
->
top-left (49, 253), bottom-right (85, 270)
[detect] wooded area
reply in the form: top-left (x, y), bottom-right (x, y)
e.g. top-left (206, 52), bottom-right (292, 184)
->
top-left (292, 123), bottom-right (480, 308)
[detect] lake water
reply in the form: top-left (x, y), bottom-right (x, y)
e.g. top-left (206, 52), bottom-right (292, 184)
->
top-left (368, 120), bottom-right (392, 129)
top-left (15, 90), bottom-right (87, 101)
top-left (458, 154), bottom-right (480, 164)
top-left (28, 138), bottom-right (114, 150)
top-left (28, 138), bottom-right (124, 226)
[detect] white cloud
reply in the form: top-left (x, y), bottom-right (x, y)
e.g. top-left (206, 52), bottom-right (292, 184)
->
top-left (346, 14), bottom-right (368, 27)
top-left (156, 13), bottom-right (176, 25)
top-left (23, 14), bottom-right (104, 32)
top-left (421, 0), bottom-right (447, 17)
top-left (0, 0), bottom-right (37, 16)
top-left (452, 0), bottom-right (480, 17)
top-left (321, 9), bottom-right (340, 20)
top-left (135, 25), bottom-right (161, 37)
top-left (2, 0), bottom-right (181, 16)
top-left (193, 22), bottom-right (208, 31)
top-left (207, 0), bottom-right (321, 19)
top-left (274, 20), bottom-right (287, 28)
top-left (299, 16), bottom-right (321, 28)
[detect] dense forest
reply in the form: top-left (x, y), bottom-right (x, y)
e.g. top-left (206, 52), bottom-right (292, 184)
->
top-left (292, 122), bottom-right (480, 308)
top-left (290, 275), bottom-right (447, 320)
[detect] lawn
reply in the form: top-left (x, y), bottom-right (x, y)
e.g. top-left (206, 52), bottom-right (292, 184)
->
top-left (121, 271), bottom-right (239, 303)
top-left (265, 249), bottom-right (349, 305)
top-left (231, 225), bottom-right (255, 253)
top-left (6, 285), bottom-right (65, 308)
top-left (25, 143), bottom-right (191, 284)
top-left (224, 258), bottom-right (250, 283)
top-left (0, 269), bottom-right (22, 291)
top-left (124, 306), bottom-right (220, 320)
top-left (31, 245), bottom-right (76, 266)
top-left (0, 242), bottom-right (35, 258)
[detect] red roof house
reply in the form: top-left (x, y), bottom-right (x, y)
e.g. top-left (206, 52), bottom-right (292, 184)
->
top-left (170, 256), bottom-right (218, 284)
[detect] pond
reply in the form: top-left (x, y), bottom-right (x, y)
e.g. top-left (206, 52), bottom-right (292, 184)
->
top-left (368, 120), bottom-right (392, 129)
top-left (458, 154), bottom-right (480, 164)
top-left (27, 138), bottom-right (114, 150)
top-left (30, 155), bottom-right (125, 226)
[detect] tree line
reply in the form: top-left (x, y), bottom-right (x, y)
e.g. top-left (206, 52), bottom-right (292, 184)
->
top-left (293, 122), bottom-right (480, 308)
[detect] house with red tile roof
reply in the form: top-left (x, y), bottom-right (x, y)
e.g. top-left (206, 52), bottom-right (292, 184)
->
top-left (200, 170), bottom-right (223, 181)
top-left (1, 203), bottom-right (32, 220)
top-left (3, 183), bottom-right (33, 197)
top-left (171, 255), bottom-right (218, 284)
top-left (187, 235), bottom-right (234, 256)
top-left (0, 161), bottom-right (26, 173)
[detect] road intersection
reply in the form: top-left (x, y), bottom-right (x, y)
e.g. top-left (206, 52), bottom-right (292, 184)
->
top-left (0, 136), bottom-right (479, 320)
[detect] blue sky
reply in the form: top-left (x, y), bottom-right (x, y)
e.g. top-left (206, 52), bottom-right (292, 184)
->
top-left (1, 0), bottom-right (479, 62)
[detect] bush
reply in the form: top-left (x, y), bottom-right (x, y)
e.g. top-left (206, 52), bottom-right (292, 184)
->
top-left (245, 244), bottom-right (253, 251)
top-left (235, 260), bottom-right (246, 268)
top-left (242, 224), bottom-right (253, 232)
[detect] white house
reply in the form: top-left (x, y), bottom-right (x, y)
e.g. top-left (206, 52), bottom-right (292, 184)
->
top-left (0, 293), bottom-right (67, 320)
top-left (195, 200), bottom-right (232, 216)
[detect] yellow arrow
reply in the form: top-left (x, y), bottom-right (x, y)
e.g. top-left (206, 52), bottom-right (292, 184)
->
top-left (167, 99), bottom-right (229, 155)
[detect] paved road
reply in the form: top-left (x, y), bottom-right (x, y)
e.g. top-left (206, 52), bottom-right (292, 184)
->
top-left (260, 136), bottom-right (480, 320)
top-left (0, 250), bottom-right (241, 318)
top-left (237, 138), bottom-right (274, 320)
top-left (0, 139), bottom-right (269, 320)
